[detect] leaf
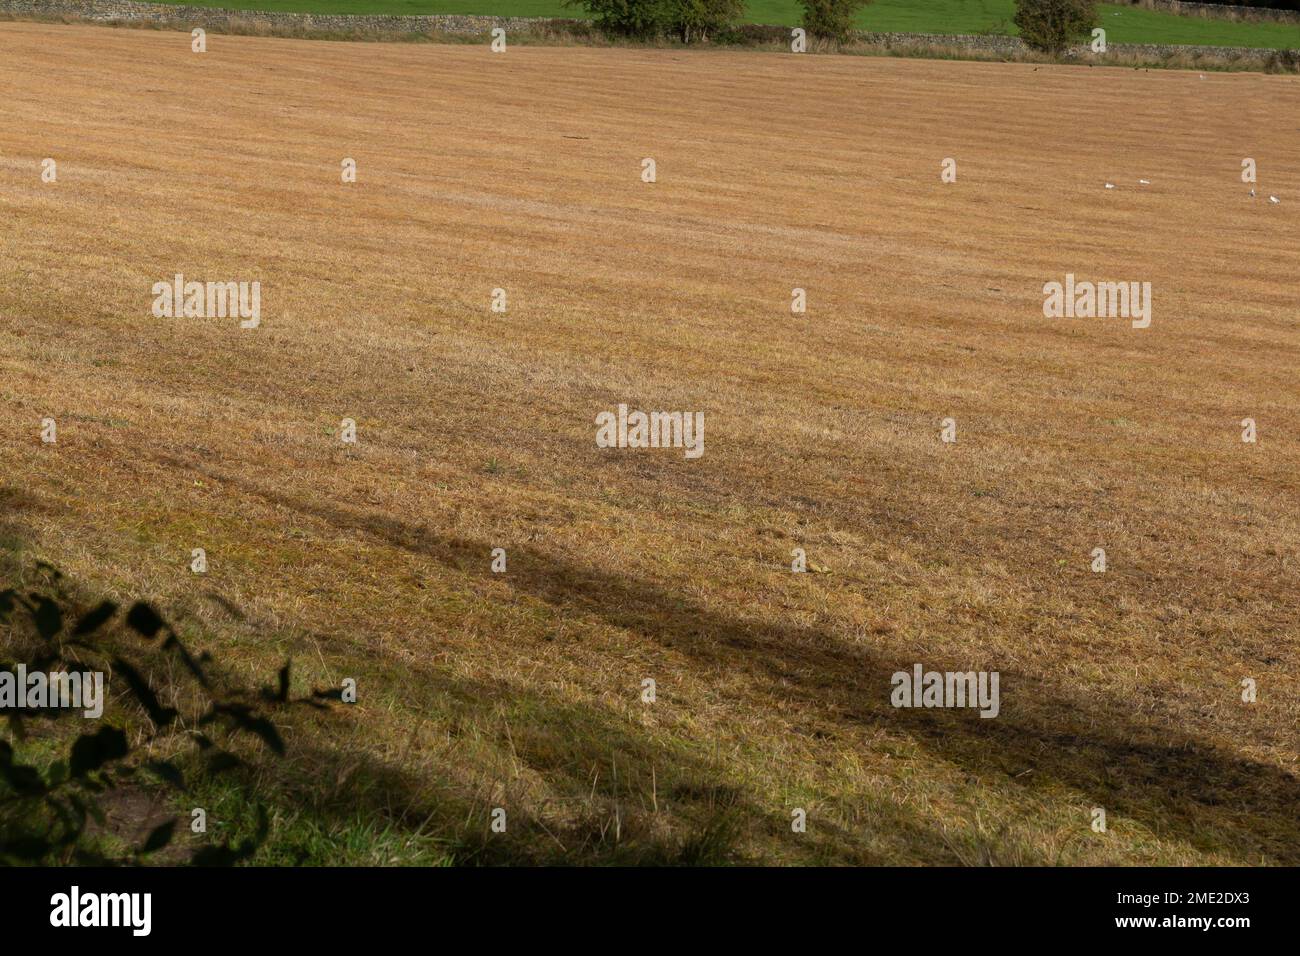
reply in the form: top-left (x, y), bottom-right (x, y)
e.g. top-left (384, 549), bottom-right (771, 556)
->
top-left (26, 594), bottom-right (63, 639)
top-left (112, 657), bottom-right (178, 728)
top-left (73, 600), bottom-right (118, 636)
top-left (0, 759), bottom-right (46, 796)
top-left (190, 845), bottom-right (241, 867)
top-left (141, 819), bottom-right (177, 855)
top-left (204, 703), bottom-right (285, 756)
top-left (125, 602), bottom-right (165, 638)
top-left (69, 726), bottom-right (129, 777)
top-left (162, 634), bottom-right (209, 687)
top-left (206, 751), bottom-right (243, 774)
top-left (144, 759), bottom-right (184, 788)
top-left (2, 836), bottom-right (53, 861)
top-left (244, 716), bottom-right (285, 756)
top-left (33, 560), bottom-right (63, 582)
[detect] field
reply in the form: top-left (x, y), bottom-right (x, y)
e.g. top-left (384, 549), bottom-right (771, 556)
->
top-left (144, 0), bottom-right (1300, 50)
top-left (1, 21), bottom-right (1298, 865)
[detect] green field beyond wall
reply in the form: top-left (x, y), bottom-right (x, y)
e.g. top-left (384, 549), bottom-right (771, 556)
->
top-left (148, 0), bottom-right (1300, 49)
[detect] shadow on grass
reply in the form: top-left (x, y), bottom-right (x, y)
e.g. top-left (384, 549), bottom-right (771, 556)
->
top-left (218, 474), bottom-right (1300, 865)
top-left (14, 468), bottom-right (1293, 864)
top-left (207, 657), bottom-right (980, 865)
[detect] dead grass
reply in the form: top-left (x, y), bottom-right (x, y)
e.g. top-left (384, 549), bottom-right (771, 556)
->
top-left (0, 21), bottom-right (1297, 865)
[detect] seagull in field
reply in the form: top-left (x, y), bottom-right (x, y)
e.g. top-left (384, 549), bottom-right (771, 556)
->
top-left (1139, 179), bottom-right (1151, 185)
top-left (1270, 195), bottom-right (1280, 204)
top-left (1250, 188), bottom-right (1256, 197)
top-left (1105, 183), bottom-right (1116, 189)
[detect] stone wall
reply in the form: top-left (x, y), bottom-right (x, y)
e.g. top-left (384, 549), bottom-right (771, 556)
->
top-left (859, 32), bottom-right (1292, 60)
top-left (1131, 0), bottom-right (1300, 25)
top-left (729, 23), bottom-right (1031, 51)
top-left (0, 0), bottom-right (589, 34)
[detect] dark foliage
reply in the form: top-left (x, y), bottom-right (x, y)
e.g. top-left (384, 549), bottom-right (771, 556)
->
top-left (0, 562), bottom-right (333, 865)
top-left (1014, 0), bottom-right (1098, 54)
top-left (799, 0), bottom-right (871, 44)
top-left (565, 0), bottom-right (746, 42)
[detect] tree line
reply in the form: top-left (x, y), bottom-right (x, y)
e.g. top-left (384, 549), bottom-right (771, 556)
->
top-left (564, 0), bottom-right (1110, 53)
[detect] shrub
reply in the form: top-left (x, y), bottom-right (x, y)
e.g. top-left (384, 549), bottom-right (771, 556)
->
top-left (799, 0), bottom-right (870, 44)
top-left (1013, 0), bottom-right (1098, 55)
top-left (566, 0), bottom-right (745, 41)
top-left (676, 0), bottom-right (746, 42)
top-left (568, 0), bottom-right (668, 38)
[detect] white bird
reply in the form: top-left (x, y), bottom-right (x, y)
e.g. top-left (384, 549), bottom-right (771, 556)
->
top-left (1139, 179), bottom-right (1151, 185)
top-left (1199, 74), bottom-right (1206, 80)
top-left (1105, 183), bottom-right (1116, 189)
top-left (1270, 195), bottom-right (1280, 204)
top-left (1249, 188), bottom-right (1256, 197)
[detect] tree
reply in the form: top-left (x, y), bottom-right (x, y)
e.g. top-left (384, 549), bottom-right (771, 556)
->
top-left (1014, 0), bottom-right (1098, 55)
top-left (799, 0), bottom-right (870, 45)
top-left (569, 0), bottom-right (670, 38)
top-left (567, 0), bottom-right (745, 41)
top-left (677, 0), bottom-right (746, 42)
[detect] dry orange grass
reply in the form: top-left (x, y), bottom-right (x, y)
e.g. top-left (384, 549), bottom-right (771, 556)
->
top-left (1, 21), bottom-right (1297, 864)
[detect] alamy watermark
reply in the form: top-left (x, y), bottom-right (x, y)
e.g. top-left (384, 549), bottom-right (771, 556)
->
top-left (152, 274), bottom-right (261, 328)
top-left (0, 666), bottom-right (104, 718)
top-left (50, 887), bottom-right (150, 936)
top-left (890, 664), bottom-right (999, 718)
top-left (1043, 274), bottom-right (1151, 329)
top-left (595, 404), bottom-right (704, 459)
